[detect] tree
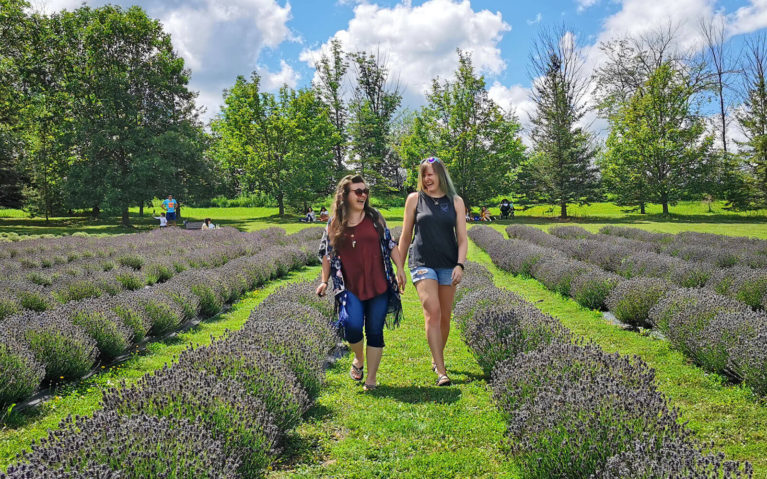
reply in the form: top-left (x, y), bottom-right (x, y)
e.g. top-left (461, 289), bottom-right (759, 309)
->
top-left (314, 38), bottom-right (349, 180)
top-left (211, 74), bottom-right (337, 215)
top-left (347, 50), bottom-right (402, 192)
top-left (700, 16), bottom-right (736, 154)
top-left (64, 5), bottom-right (202, 226)
top-left (397, 50), bottom-right (525, 207)
top-left (736, 33), bottom-right (767, 207)
top-left (602, 62), bottom-right (713, 214)
top-left (520, 26), bottom-right (600, 218)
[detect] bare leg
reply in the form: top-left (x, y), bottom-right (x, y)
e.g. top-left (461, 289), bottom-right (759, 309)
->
top-left (415, 279), bottom-right (446, 376)
top-left (365, 346), bottom-right (382, 385)
top-left (349, 340), bottom-right (364, 371)
top-left (437, 284), bottom-right (456, 353)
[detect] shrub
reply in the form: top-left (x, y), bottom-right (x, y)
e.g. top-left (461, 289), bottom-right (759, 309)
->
top-left (570, 270), bottom-right (622, 310)
top-left (103, 368), bottom-right (278, 476)
top-left (26, 272), bottom-right (52, 286)
top-left (115, 269), bottom-right (146, 291)
top-left (730, 330), bottom-right (767, 396)
top-left (139, 292), bottom-right (184, 336)
top-left (6, 410), bottom-right (239, 478)
top-left (0, 294), bottom-right (20, 321)
top-left (605, 277), bottom-right (670, 328)
top-left (506, 225), bottom-right (562, 248)
top-left (17, 288), bottom-right (52, 312)
top-left (117, 254), bottom-right (144, 270)
top-left (54, 279), bottom-right (102, 303)
top-left (669, 261), bottom-right (716, 288)
top-left (548, 225), bottom-right (591, 240)
top-left (143, 261), bottom-right (174, 285)
top-left (64, 301), bottom-right (133, 359)
top-left (14, 312), bottom-right (98, 381)
top-left (531, 257), bottom-right (593, 296)
top-left (0, 339), bottom-right (44, 407)
top-left (492, 341), bottom-right (686, 479)
top-left (617, 252), bottom-right (677, 279)
top-left (453, 286), bottom-right (525, 329)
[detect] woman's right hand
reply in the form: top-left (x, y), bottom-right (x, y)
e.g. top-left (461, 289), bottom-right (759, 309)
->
top-left (316, 282), bottom-right (328, 297)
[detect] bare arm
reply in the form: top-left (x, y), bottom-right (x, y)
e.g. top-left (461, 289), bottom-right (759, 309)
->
top-left (315, 255), bottom-right (331, 297)
top-left (452, 196), bottom-right (468, 285)
top-left (398, 192), bottom-right (418, 264)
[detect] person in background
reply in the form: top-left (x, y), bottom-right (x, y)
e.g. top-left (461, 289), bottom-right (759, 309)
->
top-left (480, 206), bottom-right (493, 222)
top-left (499, 199), bottom-right (511, 219)
top-left (201, 218), bottom-right (215, 230)
top-left (398, 157), bottom-right (468, 387)
top-left (316, 175), bottom-right (405, 391)
top-left (319, 206), bottom-right (329, 222)
top-left (162, 195), bottom-right (178, 226)
top-left (153, 212), bottom-right (167, 227)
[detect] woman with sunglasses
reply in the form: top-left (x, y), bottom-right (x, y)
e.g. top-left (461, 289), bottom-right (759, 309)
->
top-left (316, 175), bottom-right (406, 391)
top-left (398, 157), bottom-right (468, 387)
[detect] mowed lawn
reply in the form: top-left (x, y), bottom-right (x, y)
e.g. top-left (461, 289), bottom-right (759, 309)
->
top-left (2, 203), bottom-right (767, 477)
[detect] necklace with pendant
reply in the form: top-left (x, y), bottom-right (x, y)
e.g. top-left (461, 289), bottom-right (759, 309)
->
top-left (350, 228), bottom-right (356, 248)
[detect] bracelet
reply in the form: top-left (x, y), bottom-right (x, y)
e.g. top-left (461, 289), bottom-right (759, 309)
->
top-left (456, 262), bottom-right (465, 270)
top-left (321, 281), bottom-right (328, 285)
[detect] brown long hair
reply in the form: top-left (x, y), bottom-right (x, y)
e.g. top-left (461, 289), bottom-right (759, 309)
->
top-left (329, 174), bottom-right (384, 248)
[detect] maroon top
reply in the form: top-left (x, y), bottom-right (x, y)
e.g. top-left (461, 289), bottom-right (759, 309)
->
top-left (337, 216), bottom-right (388, 301)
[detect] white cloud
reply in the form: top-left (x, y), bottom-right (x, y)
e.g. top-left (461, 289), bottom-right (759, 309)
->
top-left (301, 0), bottom-right (510, 106)
top-left (727, 0), bottom-right (767, 36)
top-left (258, 60), bottom-right (301, 90)
top-left (576, 0), bottom-right (599, 13)
top-left (488, 82), bottom-right (535, 130)
top-left (527, 13), bottom-right (542, 25)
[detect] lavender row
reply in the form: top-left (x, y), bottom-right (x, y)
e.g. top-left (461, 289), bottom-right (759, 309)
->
top-left (0, 228), bottom-right (324, 408)
top-left (2, 278), bottom-right (337, 478)
top-left (0, 228), bottom-right (291, 319)
top-left (470, 226), bottom-right (767, 397)
top-left (598, 225), bottom-right (767, 269)
top-left (507, 224), bottom-right (767, 310)
top-left (455, 261), bottom-right (752, 478)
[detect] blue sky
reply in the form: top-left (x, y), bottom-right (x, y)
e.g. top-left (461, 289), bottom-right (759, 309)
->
top-left (41, 0), bottom-right (767, 135)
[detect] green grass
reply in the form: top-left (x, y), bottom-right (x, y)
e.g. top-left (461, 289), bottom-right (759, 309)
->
top-left (466, 241), bottom-right (767, 477)
top-left (268, 274), bottom-right (519, 478)
top-left (0, 265), bottom-right (322, 471)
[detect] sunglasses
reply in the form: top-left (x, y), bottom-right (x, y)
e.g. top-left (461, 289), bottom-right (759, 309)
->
top-left (421, 157), bottom-right (441, 164)
top-left (351, 188), bottom-right (370, 197)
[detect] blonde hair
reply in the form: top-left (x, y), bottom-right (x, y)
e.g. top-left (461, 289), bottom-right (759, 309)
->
top-left (417, 157), bottom-right (457, 200)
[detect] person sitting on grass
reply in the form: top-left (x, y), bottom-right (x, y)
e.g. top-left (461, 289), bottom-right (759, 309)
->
top-left (201, 218), bottom-right (216, 230)
top-left (153, 212), bottom-right (167, 227)
top-left (300, 207), bottom-right (316, 223)
top-left (319, 206), bottom-right (329, 222)
top-left (480, 206), bottom-right (493, 222)
top-left (499, 199), bottom-right (512, 219)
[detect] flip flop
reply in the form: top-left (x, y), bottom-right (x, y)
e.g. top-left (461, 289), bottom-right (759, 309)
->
top-left (362, 383), bottom-right (377, 391)
top-left (350, 363), bottom-right (363, 381)
top-left (436, 374), bottom-right (451, 387)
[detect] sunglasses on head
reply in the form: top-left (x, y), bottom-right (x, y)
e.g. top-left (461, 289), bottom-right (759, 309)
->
top-left (351, 187), bottom-right (370, 197)
top-left (421, 157), bottom-right (441, 164)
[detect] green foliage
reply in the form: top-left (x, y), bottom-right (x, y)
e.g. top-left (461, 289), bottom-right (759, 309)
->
top-left (397, 50), bottom-right (526, 207)
top-left (736, 37), bottom-right (767, 209)
top-left (601, 62), bottom-right (713, 214)
top-left (210, 74), bottom-right (337, 215)
top-left (519, 28), bottom-right (600, 218)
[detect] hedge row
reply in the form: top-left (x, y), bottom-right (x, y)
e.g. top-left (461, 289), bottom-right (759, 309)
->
top-left (2, 275), bottom-right (336, 479)
top-left (470, 225), bottom-right (767, 396)
top-left (0, 228), bottom-right (292, 320)
top-left (0, 228), bottom-right (324, 408)
top-left (455, 261), bottom-right (752, 478)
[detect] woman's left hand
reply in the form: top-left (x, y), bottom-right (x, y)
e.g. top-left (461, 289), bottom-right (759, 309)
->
top-left (452, 266), bottom-right (463, 286)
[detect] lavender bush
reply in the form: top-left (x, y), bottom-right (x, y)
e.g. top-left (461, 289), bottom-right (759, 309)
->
top-left (0, 339), bottom-right (45, 406)
top-left (605, 278), bottom-right (670, 328)
top-left (570, 270), bottom-right (622, 310)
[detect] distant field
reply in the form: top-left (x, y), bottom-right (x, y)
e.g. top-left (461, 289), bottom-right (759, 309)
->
top-left (1, 200), bottom-right (767, 240)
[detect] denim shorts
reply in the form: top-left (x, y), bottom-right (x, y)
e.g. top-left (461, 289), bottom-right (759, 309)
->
top-left (410, 266), bottom-right (454, 286)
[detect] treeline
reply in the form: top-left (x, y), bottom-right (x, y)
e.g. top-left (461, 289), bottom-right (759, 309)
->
top-left (3, 1), bottom-right (767, 221)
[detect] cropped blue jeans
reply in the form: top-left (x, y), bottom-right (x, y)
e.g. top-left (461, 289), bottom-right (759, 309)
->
top-left (343, 290), bottom-right (388, 348)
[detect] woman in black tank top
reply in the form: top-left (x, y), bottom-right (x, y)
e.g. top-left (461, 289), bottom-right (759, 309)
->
top-left (398, 157), bottom-right (468, 387)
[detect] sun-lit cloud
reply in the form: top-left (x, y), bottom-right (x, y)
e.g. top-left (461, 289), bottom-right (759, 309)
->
top-left (527, 13), bottom-right (542, 25)
top-left (300, 0), bottom-right (510, 106)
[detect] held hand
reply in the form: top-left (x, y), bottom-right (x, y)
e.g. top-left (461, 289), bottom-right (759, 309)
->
top-left (316, 282), bottom-right (328, 297)
top-left (396, 270), bottom-right (406, 293)
top-left (452, 266), bottom-right (463, 286)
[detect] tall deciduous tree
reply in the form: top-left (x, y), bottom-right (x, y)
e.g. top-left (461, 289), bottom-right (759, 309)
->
top-left (211, 74), bottom-right (337, 215)
top-left (314, 38), bottom-right (348, 181)
top-left (397, 50), bottom-right (525, 207)
top-left (737, 33), bottom-right (767, 207)
top-left (602, 62), bottom-right (712, 214)
top-left (347, 50), bottom-right (402, 191)
top-left (520, 27), bottom-right (600, 218)
top-left (65, 5), bottom-right (202, 226)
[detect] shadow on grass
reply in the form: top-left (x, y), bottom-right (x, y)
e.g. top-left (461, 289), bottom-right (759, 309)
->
top-left (365, 384), bottom-right (462, 404)
top-left (490, 212), bottom-right (767, 226)
top-left (269, 403), bottom-right (335, 470)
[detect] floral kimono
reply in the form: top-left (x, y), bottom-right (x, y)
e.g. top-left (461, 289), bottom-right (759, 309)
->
top-left (317, 214), bottom-right (403, 333)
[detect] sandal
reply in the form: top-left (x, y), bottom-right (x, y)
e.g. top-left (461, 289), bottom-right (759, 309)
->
top-left (436, 374), bottom-right (451, 387)
top-left (350, 362), bottom-right (363, 381)
top-left (362, 383), bottom-right (377, 391)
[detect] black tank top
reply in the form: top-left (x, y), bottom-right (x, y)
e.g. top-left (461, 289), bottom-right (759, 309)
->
top-left (408, 192), bottom-right (458, 269)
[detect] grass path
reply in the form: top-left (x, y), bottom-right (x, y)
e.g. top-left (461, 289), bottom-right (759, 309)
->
top-left (466, 242), bottom-right (767, 477)
top-left (0, 266), bottom-right (322, 470)
top-left (268, 277), bottom-right (519, 478)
